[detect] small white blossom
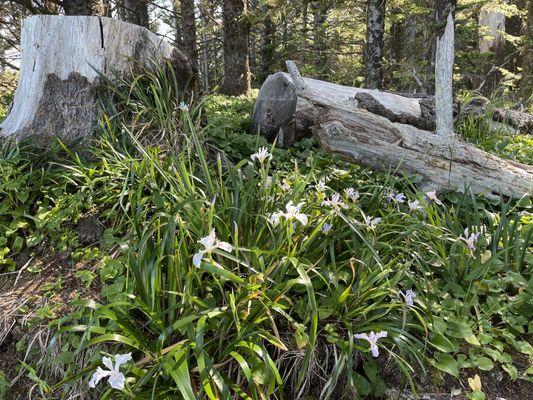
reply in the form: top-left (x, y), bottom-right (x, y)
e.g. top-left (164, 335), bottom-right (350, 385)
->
top-left (322, 193), bottom-right (349, 214)
top-left (270, 201), bottom-right (308, 226)
top-left (178, 101), bottom-right (189, 112)
top-left (89, 353), bottom-right (132, 390)
top-left (386, 190), bottom-right (406, 203)
top-left (193, 229), bottom-right (233, 267)
top-left (425, 189), bottom-right (443, 205)
top-left (354, 331), bottom-right (388, 357)
top-left (322, 222), bottom-right (332, 233)
top-left (364, 215), bottom-right (381, 228)
top-left (281, 180), bottom-right (291, 191)
top-left (344, 188), bottom-right (360, 203)
top-left (395, 193), bottom-right (406, 203)
top-left (408, 200), bottom-right (423, 211)
top-left (461, 227), bottom-right (483, 251)
top-left (399, 289), bottom-right (416, 307)
top-left (315, 180), bottom-right (327, 192)
top-left (385, 190), bottom-right (396, 203)
top-left (251, 147), bottom-right (272, 164)
top-left (264, 176), bottom-right (273, 189)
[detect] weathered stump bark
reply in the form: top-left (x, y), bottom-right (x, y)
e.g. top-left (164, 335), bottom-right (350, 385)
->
top-left (252, 66), bottom-right (532, 199)
top-left (0, 15), bottom-right (193, 144)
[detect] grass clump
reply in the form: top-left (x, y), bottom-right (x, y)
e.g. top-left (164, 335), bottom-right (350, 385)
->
top-left (0, 69), bottom-right (531, 399)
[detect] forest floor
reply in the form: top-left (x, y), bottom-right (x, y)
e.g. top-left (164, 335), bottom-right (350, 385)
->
top-left (0, 90), bottom-right (531, 399)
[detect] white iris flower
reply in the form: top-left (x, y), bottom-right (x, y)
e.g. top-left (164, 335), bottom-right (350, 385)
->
top-left (354, 331), bottom-right (388, 357)
top-left (193, 229), bottom-right (233, 267)
top-left (89, 353), bottom-right (132, 391)
top-left (251, 147), bottom-right (272, 164)
top-left (270, 201), bottom-right (308, 226)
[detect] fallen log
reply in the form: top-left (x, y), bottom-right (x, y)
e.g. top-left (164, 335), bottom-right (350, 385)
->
top-left (0, 15), bottom-right (193, 144)
top-left (252, 64), bottom-right (532, 199)
top-left (251, 72), bottom-right (532, 143)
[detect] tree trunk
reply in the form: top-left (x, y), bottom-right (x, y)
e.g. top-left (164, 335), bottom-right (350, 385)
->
top-left (221, 0), bottom-right (251, 95)
top-left (388, 9), bottom-right (420, 92)
top-left (63, 0), bottom-right (104, 15)
top-left (434, 0), bottom-right (456, 136)
top-left (312, 1), bottom-right (328, 79)
top-left (521, 0), bottom-right (533, 106)
top-left (477, 4), bottom-right (506, 94)
top-left (199, 0), bottom-right (210, 91)
top-left (251, 67), bottom-right (533, 199)
top-left (259, 4), bottom-right (275, 83)
top-left (102, 0), bottom-right (112, 17)
top-left (364, 0), bottom-right (386, 89)
top-left (0, 15), bottom-right (193, 144)
top-left (180, 0), bottom-right (199, 88)
top-left (118, 0), bottom-right (149, 28)
top-left (173, 0), bottom-right (183, 48)
top-left (301, 0), bottom-right (309, 65)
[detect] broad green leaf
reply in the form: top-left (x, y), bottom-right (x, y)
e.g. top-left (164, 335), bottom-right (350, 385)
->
top-left (465, 335), bottom-right (481, 346)
top-left (431, 353), bottom-right (459, 378)
top-left (429, 333), bottom-right (456, 353)
top-left (447, 320), bottom-right (473, 338)
top-left (475, 356), bottom-right (494, 371)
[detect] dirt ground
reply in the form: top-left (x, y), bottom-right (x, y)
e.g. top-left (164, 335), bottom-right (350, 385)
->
top-left (384, 353), bottom-right (533, 400)
top-left (0, 247), bottom-right (101, 400)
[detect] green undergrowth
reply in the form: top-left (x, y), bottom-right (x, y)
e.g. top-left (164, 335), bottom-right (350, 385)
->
top-left (0, 71), bottom-right (17, 120)
top-left (0, 69), bottom-right (531, 399)
top-left (456, 116), bottom-right (533, 165)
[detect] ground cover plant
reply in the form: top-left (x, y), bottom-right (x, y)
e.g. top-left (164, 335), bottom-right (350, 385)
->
top-left (0, 68), bottom-right (531, 399)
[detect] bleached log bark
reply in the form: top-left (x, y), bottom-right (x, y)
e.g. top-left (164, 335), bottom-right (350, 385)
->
top-left (252, 64), bottom-right (532, 199)
top-left (0, 15), bottom-right (193, 144)
top-left (251, 69), bottom-right (451, 147)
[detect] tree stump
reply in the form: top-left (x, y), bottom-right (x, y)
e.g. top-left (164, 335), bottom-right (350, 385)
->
top-left (0, 15), bottom-right (193, 144)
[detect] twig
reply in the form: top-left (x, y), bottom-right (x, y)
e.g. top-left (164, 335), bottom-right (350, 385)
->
top-left (14, 256), bottom-right (34, 287)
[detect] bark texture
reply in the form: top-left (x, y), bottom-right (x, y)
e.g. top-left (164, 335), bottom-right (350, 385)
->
top-left (434, 0), bottom-right (456, 136)
top-left (259, 4), bottom-right (275, 82)
top-left (0, 15), bottom-right (193, 144)
top-left (300, 0), bottom-right (309, 65)
top-left (221, 0), bottom-right (251, 95)
top-left (251, 66), bottom-right (532, 199)
top-left (180, 0), bottom-right (199, 81)
top-left (477, 4), bottom-right (506, 94)
top-left (118, 0), bottom-right (149, 28)
top-left (312, 1), bottom-right (329, 79)
top-left (199, 1), bottom-right (210, 90)
top-left (478, 5), bottom-right (505, 54)
top-left (63, 0), bottom-right (104, 15)
top-left (364, 0), bottom-right (386, 89)
top-left (315, 108), bottom-right (531, 199)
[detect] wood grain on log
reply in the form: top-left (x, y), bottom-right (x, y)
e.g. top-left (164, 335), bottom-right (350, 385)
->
top-left (315, 108), bottom-right (532, 199)
top-left (0, 15), bottom-right (193, 144)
